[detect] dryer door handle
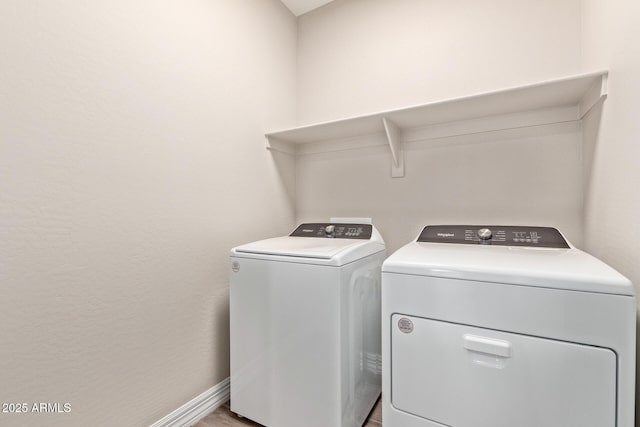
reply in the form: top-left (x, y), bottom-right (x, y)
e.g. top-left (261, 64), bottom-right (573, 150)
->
top-left (463, 334), bottom-right (512, 358)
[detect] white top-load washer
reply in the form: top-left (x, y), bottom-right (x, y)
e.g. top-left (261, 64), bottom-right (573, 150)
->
top-left (230, 219), bottom-right (386, 427)
top-left (382, 225), bottom-right (636, 427)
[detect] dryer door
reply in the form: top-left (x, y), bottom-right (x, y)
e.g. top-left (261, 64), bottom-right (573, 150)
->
top-left (390, 314), bottom-right (616, 427)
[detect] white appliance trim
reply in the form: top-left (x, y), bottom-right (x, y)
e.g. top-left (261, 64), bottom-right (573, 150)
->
top-left (149, 377), bottom-right (230, 427)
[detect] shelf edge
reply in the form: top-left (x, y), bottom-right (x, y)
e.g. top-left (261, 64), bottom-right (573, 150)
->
top-left (265, 137), bottom-right (296, 155)
top-left (264, 70), bottom-right (609, 142)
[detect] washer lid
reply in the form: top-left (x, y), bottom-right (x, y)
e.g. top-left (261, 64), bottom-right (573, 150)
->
top-left (383, 241), bottom-right (634, 296)
top-left (231, 224), bottom-right (386, 266)
top-left (234, 237), bottom-right (364, 258)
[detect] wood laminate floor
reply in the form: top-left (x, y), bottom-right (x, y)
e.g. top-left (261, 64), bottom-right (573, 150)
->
top-left (195, 397), bottom-right (383, 427)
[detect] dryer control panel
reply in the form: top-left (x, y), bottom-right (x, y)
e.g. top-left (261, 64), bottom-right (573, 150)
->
top-left (290, 223), bottom-right (372, 239)
top-left (417, 225), bottom-right (569, 248)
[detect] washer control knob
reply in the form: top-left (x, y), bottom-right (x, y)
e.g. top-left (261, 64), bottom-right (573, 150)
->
top-left (325, 225), bottom-right (335, 235)
top-left (477, 228), bottom-right (492, 240)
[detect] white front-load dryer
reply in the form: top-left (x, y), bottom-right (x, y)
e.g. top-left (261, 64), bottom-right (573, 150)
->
top-left (382, 225), bottom-right (636, 427)
top-left (230, 220), bottom-right (386, 427)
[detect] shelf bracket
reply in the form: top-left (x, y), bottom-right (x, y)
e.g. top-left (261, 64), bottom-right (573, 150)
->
top-left (579, 73), bottom-right (608, 118)
top-left (383, 117), bottom-right (404, 178)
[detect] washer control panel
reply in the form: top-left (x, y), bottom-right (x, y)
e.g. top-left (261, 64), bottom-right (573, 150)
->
top-left (290, 223), bottom-right (372, 239)
top-left (417, 225), bottom-right (569, 248)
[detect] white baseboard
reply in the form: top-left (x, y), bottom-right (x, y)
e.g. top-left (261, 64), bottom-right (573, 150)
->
top-left (150, 377), bottom-right (230, 427)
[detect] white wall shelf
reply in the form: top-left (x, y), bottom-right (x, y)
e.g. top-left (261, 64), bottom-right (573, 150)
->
top-left (265, 71), bottom-right (608, 177)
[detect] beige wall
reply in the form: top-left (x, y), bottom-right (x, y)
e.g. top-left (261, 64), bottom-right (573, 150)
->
top-left (296, 124), bottom-right (584, 253)
top-left (297, 0), bottom-right (581, 125)
top-left (295, 0), bottom-right (584, 253)
top-left (0, 1), bottom-right (296, 426)
top-left (580, 0), bottom-right (640, 423)
top-left (581, 0), bottom-right (640, 291)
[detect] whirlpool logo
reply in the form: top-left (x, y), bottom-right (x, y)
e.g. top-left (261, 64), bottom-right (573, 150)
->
top-left (437, 233), bottom-right (455, 238)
